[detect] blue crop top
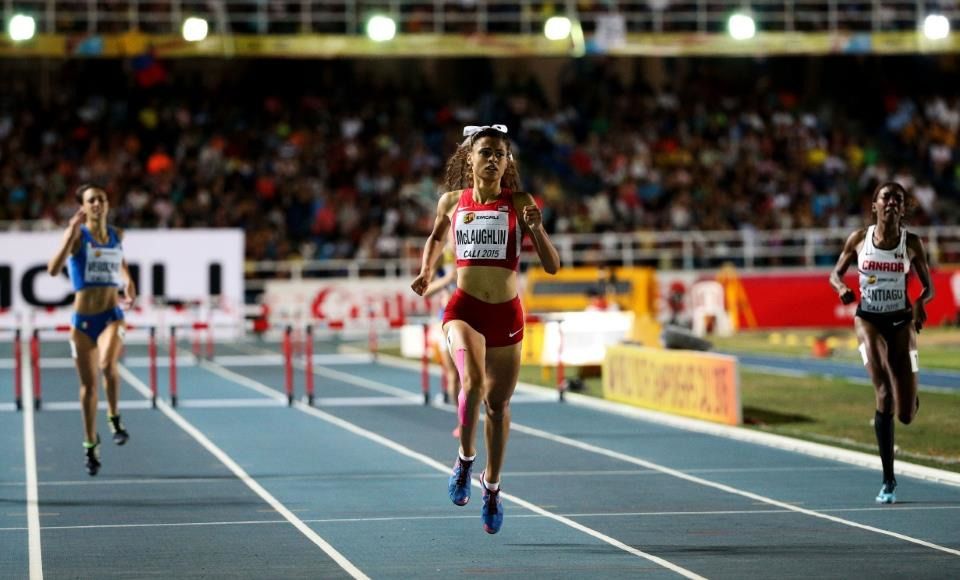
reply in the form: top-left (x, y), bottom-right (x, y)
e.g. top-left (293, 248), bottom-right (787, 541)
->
top-left (67, 226), bottom-right (124, 291)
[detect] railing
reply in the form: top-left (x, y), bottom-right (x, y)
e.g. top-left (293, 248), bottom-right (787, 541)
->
top-left (4, 219), bottom-right (955, 295)
top-left (4, 0), bottom-right (955, 36)
top-left (242, 226), bottom-right (960, 294)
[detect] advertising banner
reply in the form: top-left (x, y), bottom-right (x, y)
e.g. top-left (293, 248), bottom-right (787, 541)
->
top-left (263, 278), bottom-right (442, 325)
top-left (0, 229), bottom-right (244, 320)
top-left (603, 345), bottom-right (741, 425)
top-left (731, 269), bottom-right (959, 329)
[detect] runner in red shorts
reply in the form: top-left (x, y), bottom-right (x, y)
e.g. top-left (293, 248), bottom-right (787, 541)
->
top-left (411, 124), bottom-right (560, 533)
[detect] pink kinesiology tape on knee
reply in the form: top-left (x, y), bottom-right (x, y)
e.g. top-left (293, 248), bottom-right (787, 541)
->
top-left (455, 348), bottom-right (467, 425)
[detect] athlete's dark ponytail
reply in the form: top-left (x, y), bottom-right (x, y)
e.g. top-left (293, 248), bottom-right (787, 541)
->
top-left (74, 184), bottom-right (97, 204)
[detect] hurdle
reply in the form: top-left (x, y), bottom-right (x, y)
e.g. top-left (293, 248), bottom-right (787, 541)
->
top-left (283, 325), bottom-right (294, 406)
top-left (271, 314), bottom-right (405, 407)
top-left (22, 313), bottom-right (222, 412)
top-left (163, 318), bottom-right (252, 408)
top-left (304, 325), bottom-right (315, 406)
top-left (0, 311), bottom-right (25, 410)
top-left (14, 328), bottom-right (23, 411)
top-left (148, 326), bottom-right (158, 408)
top-left (15, 301), bottom-right (405, 410)
top-left (421, 321), bottom-right (430, 405)
top-left (23, 321), bottom-right (162, 411)
top-left (7, 298), bottom-right (253, 411)
top-left (557, 321), bottom-right (566, 402)
top-left (397, 316), bottom-right (439, 407)
top-left (169, 326), bottom-right (178, 407)
top-left (30, 329), bottom-right (41, 410)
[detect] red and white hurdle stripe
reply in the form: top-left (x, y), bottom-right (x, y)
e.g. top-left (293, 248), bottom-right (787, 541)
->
top-left (14, 328), bottom-right (23, 411)
top-left (22, 322), bottom-right (162, 411)
top-left (30, 329), bottom-right (41, 410)
top-left (304, 325), bottom-right (315, 406)
top-left (18, 318), bottom-right (229, 411)
top-left (421, 321), bottom-right (430, 405)
top-left (6, 302), bottom-right (411, 411)
top-left (277, 317), bottom-right (405, 407)
top-left (524, 313), bottom-right (567, 402)
top-left (148, 326), bottom-right (158, 408)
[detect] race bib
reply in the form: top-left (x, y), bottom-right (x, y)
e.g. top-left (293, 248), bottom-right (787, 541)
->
top-left (455, 210), bottom-right (508, 260)
top-left (84, 244), bottom-right (123, 285)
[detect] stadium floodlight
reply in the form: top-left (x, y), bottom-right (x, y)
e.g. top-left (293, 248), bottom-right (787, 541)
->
top-left (727, 12), bottom-right (756, 41)
top-left (544, 16), bottom-right (573, 41)
top-left (366, 14), bottom-right (396, 42)
top-left (8, 14), bottom-right (36, 42)
top-left (182, 16), bottom-right (209, 42)
top-left (923, 14), bottom-right (951, 41)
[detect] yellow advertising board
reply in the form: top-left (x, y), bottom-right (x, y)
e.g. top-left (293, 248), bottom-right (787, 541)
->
top-left (602, 344), bottom-right (740, 425)
top-left (2, 31), bottom-right (958, 59)
top-left (523, 266), bottom-right (660, 347)
top-left (523, 266), bottom-right (656, 316)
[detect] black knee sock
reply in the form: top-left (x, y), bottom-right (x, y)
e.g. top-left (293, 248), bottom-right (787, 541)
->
top-left (874, 411), bottom-right (895, 483)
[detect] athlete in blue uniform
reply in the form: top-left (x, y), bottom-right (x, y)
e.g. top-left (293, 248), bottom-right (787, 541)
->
top-left (48, 185), bottom-right (136, 476)
top-left (830, 182), bottom-right (935, 503)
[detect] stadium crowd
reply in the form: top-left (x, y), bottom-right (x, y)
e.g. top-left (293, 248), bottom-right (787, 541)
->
top-left (1, 58), bottom-right (957, 263)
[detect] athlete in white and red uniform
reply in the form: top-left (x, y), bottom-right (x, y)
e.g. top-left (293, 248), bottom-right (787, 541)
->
top-left (443, 187), bottom-right (526, 347)
top-left (412, 124), bottom-right (560, 534)
top-left (830, 182), bottom-right (935, 504)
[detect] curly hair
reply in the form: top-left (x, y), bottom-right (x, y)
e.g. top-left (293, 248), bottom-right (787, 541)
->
top-left (440, 129), bottom-right (522, 193)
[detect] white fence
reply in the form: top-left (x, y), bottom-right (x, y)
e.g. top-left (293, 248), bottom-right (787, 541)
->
top-left (243, 226), bottom-right (960, 293)
top-left (3, 224), bottom-right (957, 297)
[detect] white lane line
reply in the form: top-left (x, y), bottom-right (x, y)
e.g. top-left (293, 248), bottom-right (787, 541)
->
top-left (0, 465), bottom-right (862, 488)
top-left (35, 400), bottom-right (156, 412)
top-left (297, 403), bottom-right (704, 579)
top-left (7, 504), bottom-right (960, 534)
top-left (510, 422), bottom-right (960, 557)
top-left (298, 364), bottom-right (419, 400)
top-left (198, 357), bottom-right (423, 402)
top-left (310, 397), bottom-right (422, 407)
top-left (560, 505), bottom-right (960, 516)
top-left (21, 333), bottom-right (43, 579)
top-left (281, 354), bottom-right (960, 558)
top-left (739, 364), bottom-right (959, 394)
top-left (182, 396), bottom-right (426, 409)
top-left (197, 359), bottom-right (705, 580)
top-left (19, 477), bottom-right (253, 487)
top-left (3, 397), bottom-right (454, 412)
top-left (177, 398), bottom-right (287, 409)
top-left (212, 353), bottom-right (374, 366)
top-left (737, 364), bottom-right (814, 378)
top-left (225, 344), bottom-right (418, 400)
top-left (557, 387), bottom-right (960, 486)
top-left (117, 365), bottom-right (369, 580)
top-left (1, 357), bottom-right (197, 369)
top-left (224, 342), bottom-right (554, 406)
top-left (560, 389), bottom-right (960, 487)
top-left (371, 349), bottom-right (960, 487)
